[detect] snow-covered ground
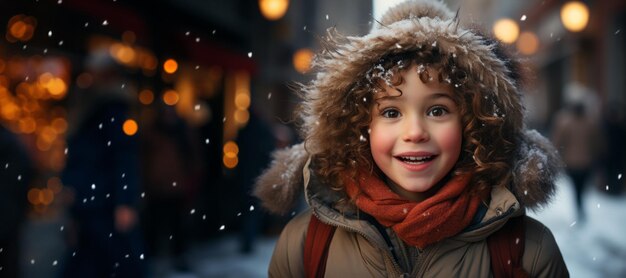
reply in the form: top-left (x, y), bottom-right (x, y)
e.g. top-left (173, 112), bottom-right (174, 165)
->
top-left (529, 175), bottom-right (626, 278)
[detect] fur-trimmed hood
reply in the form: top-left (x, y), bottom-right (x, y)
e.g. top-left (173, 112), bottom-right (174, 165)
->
top-left (254, 0), bottom-right (562, 215)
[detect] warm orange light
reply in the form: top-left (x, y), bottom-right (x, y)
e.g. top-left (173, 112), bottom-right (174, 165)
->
top-left (234, 109), bottom-right (249, 125)
top-left (47, 78), bottom-right (67, 98)
top-left (7, 15), bottom-right (36, 42)
top-left (223, 155), bottom-right (239, 168)
top-left (561, 1), bottom-right (589, 32)
top-left (123, 119), bottom-right (138, 136)
top-left (28, 188), bottom-right (41, 205)
top-left (110, 43), bottom-right (136, 64)
top-left (40, 189), bottom-right (54, 205)
top-left (493, 18), bottom-right (519, 44)
top-left (517, 31), bottom-right (540, 55)
top-left (163, 59), bottom-right (178, 74)
top-left (235, 93), bottom-right (251, 109)
top-left (162, 90), bottom-right (179, 106)
top-left (138, 89), bottom-right (154, 105)
top-left (18, 117), bottom-right (37, 134)
top-left (293, 48), bottom-right (314, 73)
top-left (223, 141), bottom-right (239, 155)
top-left (51, 117), bottom-right (68, 133)
top-left (223, 141), bottom-right (239, 168)
top-left (259, 0), bottom-right (289, 20)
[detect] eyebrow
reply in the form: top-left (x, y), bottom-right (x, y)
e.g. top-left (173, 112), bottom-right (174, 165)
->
top-left (376, 91), bottom-right (455, 103)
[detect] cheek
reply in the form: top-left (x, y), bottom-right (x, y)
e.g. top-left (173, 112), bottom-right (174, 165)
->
top-left (439, 124), bottom-right (462, 159)
top-left (368, 123), bottom-right (393, 158)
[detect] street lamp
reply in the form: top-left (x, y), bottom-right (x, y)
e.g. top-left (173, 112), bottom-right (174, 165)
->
top-left (259, 0), bottom-right (289, 21)
top-left (560, 1), bottom-right (589, 32)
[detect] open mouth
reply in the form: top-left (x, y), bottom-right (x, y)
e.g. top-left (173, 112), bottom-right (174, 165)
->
top-left (395, 155), bottom-right (436, 164)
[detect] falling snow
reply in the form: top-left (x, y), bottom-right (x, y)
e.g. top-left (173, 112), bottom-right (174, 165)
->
top-left (52, 260), bottom-right (58, 266)
top-left (91, 184), bottom-right (96, 190)
top-left (247, 52), bottom-right (253, 58)
top-left (195, 104), bottom-right (200, 111)
top-left (102, 20), bottom-right (109, 26)
top-left (219, 225), bottom-right (225, 231)
top-left (569, 221), bottom-right (577, 227)
top-left (195, 37), bottom-right (200, 42)
top-left (64, 148), bottom-right (68, 155)
top-left (172, 181), bottom-right (177, 187)
top-left (616, 29), bottom-right (621, 35)
top-left (520, 15), bottom-right (527, 21)
top-left (249, 205), bottom-right (255, 211)
top-left (48, 31), bottom-right (53, 37)
top-left (185, 31), bottom-right (190, 36)
top-left (190, 209), bottom-right (196, 215)
top-left (618, 173), bottom-right (622, 180)
top-left (326, 14), bottom-right (329, 20)
top-left (205, 138), bottom-right (210, 144)
top-left (140, 254), bottom-right (144, 260)
top-left (267, 92), bottom-right (272, 99)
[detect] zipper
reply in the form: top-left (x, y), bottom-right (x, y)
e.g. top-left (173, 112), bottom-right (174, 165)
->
top-left (311, 209), bottom-right (406, 275)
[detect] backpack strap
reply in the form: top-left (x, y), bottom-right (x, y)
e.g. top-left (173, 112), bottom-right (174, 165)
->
top-left (304, 214), bottom-right (336, 278)
top-left (487, 216), bottom-right (529, 278)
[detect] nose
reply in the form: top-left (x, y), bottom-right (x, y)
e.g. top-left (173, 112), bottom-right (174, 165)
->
top-left (402, 118), bottom-right (429, 143)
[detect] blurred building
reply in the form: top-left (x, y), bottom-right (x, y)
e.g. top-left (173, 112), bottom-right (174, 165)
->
top-left (0, 0), bottom-right (371, 247)
top-left (446, 0), bottom-right (626, 131)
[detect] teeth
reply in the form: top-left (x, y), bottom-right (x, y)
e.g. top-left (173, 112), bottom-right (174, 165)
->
top-left (398, 156), bottom-right (433, 163)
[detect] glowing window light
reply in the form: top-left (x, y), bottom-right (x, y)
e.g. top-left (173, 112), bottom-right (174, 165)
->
top-left (493, 18), bottom-right (519, 44)
top-left (259, 0), bottom-right (289, 21)
top-left (561, 1), bottom-right (589, 32)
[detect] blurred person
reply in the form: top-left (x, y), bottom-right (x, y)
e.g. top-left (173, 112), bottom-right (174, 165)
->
top-left (141, 103), bottom-right (203, 271)
top-left (61, 50), bottom-right (145, 278)
top-left (234, 109), bottom-right (276, 254)
top-left (0, 124), bottom-right (34, 278)
top-left (552, 101), bottom-right (603, 222)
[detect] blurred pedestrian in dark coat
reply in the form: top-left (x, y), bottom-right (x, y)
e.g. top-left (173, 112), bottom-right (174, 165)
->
top-left (61, 50), bottom-right (145, 278)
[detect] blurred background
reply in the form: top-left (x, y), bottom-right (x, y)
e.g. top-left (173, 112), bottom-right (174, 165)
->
top-left (0, 0), bottom-right (624, 277)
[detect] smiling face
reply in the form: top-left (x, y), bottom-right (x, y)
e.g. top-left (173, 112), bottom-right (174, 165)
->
top-left (369, 65), bottom-right (462, 202)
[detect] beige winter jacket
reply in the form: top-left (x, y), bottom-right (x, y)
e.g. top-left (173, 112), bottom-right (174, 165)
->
top-left (256, 130), bottom-right (568, 277)
top-left (268, 165), bottom-right (568, 277)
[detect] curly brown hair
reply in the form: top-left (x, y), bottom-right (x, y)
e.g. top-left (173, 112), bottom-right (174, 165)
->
top-left (301, 41), bottom-right (524, 196)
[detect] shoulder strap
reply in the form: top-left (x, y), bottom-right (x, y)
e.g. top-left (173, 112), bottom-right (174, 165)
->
top-left (488, 216), bottom-right (529, 278)
top-left (304, 214), bottom-right (336, 278)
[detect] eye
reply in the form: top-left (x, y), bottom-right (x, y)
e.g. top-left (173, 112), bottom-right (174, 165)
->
top-left (381, 108), bottom-right (401, 118)
top-left (427, 106), bottom-right (448, 117)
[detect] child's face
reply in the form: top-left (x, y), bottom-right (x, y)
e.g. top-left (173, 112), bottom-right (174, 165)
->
top-left (369, 65), bottom-right (462, 202)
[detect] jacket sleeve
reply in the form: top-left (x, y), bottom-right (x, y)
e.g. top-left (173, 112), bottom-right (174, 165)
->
top-left (268, 210), bottom-right (311, 278)
top-left (524, 217), bottom-right (569, 278)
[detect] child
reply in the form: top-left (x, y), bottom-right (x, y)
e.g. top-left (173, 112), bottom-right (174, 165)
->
top-left (255, 0), bottom-right (568, 277)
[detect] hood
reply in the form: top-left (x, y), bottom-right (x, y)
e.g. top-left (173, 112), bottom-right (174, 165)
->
top-left (254, 0), bottom-right (562, 215)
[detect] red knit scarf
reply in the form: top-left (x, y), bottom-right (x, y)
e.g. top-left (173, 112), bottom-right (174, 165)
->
top-left (344, 171), bottom-right (488, 249)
